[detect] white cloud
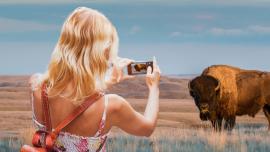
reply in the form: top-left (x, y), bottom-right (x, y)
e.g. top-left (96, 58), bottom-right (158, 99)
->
top-left (248, 25), bottom-right (270, 34)
top-left (169, 31), bottom-right (182, 37)
top-left (129, 25), bottom-right (141, 35)
top-left (209, 27), bottom-right (245, 36)
top-left (0, 17), bottom-right (58, 32)
top-left (209, 25), bottom-right (270, 36)
top-left (171, 25), bottom-right (270, 37)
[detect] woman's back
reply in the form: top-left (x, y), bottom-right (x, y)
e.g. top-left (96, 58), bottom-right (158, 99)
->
top-left (30, 74), bottom-right (110, 151)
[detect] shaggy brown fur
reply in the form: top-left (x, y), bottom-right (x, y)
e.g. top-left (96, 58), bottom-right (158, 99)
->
top-left (189, 65), bottom-right (270, 131)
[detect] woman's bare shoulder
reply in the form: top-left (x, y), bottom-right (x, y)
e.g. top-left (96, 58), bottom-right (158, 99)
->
top-left (106, 94), bottom-right (128, 113)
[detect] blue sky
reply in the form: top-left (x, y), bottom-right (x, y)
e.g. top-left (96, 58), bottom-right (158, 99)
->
top-left (0, 0), bottom-right (270, 75)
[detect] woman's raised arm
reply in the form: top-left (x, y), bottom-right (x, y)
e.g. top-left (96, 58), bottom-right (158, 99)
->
top-left (109, 57), bottom-right (161, 137)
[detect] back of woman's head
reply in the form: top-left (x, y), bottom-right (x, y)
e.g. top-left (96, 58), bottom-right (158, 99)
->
top-left (43, 7), bottom-right (119, 104)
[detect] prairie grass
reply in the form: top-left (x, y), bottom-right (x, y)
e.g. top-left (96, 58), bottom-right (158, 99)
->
top-left (107, 124), bottom-right (270, 152)
top-left (2, 124), bottom-right (269, 152)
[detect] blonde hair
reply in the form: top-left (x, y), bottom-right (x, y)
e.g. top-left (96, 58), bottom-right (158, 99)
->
top-left (42, 7), bottom-right (119, 104)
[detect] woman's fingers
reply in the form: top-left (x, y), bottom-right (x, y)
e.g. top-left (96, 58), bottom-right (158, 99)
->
top-left (147, 66), bottom-right (152, 76)
top-left (153, 56), bottom-right (157, 71)
top-left (155, 64), bottom-right (161, 73)
top-left (157, 65), bottom-right (161, 74)
top-left (153, 56), bottom-right (161, 75)
top-left (117, 57), bottom-right (134, 68)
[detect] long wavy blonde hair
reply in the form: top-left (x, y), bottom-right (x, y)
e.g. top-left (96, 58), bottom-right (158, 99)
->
top-left (42, 7), bottom-right (119, 105)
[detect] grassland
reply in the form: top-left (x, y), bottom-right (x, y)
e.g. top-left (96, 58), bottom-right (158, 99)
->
top-left (0, 75), bottom-right (269, 152)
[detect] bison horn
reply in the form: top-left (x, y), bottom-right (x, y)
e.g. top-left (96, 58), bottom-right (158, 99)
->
top-left (215, 81), bottom-right (221, 92)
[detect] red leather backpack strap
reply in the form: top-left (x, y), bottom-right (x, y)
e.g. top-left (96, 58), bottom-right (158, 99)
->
top-left (41, 82), bottom-right (52, 131)
top-left (53, 92), bottom-right (104, 135)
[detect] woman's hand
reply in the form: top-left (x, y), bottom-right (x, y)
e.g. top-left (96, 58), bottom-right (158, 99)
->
top-left (146, 56), bottom-right (161, 90)
top-left (106, 57), bottom-right (135, 87)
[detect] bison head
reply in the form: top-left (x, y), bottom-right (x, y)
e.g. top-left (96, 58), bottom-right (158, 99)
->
top-left (188, 75), bottom-right (220, 121)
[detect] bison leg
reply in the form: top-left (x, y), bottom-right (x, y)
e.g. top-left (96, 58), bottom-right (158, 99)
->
top-left (263, 104), bottom-right (270, 130)
top-left (211, 118), bottom-right (223, 131)
top-left (224, 117), bottom-right (236, 131)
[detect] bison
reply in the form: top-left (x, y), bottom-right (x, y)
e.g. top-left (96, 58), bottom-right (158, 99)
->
top-left (189, 65), bottom-right (270, 131)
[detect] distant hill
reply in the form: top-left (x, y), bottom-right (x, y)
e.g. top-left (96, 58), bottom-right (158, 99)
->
top-left (0, 75), bottom-right (192, 100)
top-left (108, 75), bottom-right (192, 99)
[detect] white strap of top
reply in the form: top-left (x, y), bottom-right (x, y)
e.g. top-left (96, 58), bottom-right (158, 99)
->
top-left (30, 74), bottom-right (40, 122)
top-left (101, 95), bottom-right (108, 121)
top-left (94, 94), bottom-right (108, 137)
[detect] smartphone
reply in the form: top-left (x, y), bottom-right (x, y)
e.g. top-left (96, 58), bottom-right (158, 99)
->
top-left (127, 61), bottom-right (153, 75)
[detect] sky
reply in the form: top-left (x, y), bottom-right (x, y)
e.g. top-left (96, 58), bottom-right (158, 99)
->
top-left (0, 0), bottom-right (270, 75)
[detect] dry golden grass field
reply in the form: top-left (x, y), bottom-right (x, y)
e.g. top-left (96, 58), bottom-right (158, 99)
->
top-left (0, 75), bottom-right (269, 152)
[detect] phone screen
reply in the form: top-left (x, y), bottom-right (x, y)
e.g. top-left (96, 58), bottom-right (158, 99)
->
top-left (127, 61), bottom-right (153, 75)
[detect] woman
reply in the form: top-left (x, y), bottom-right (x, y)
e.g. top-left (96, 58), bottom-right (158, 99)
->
top-left (29, 7), bottom-right (160, 152)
